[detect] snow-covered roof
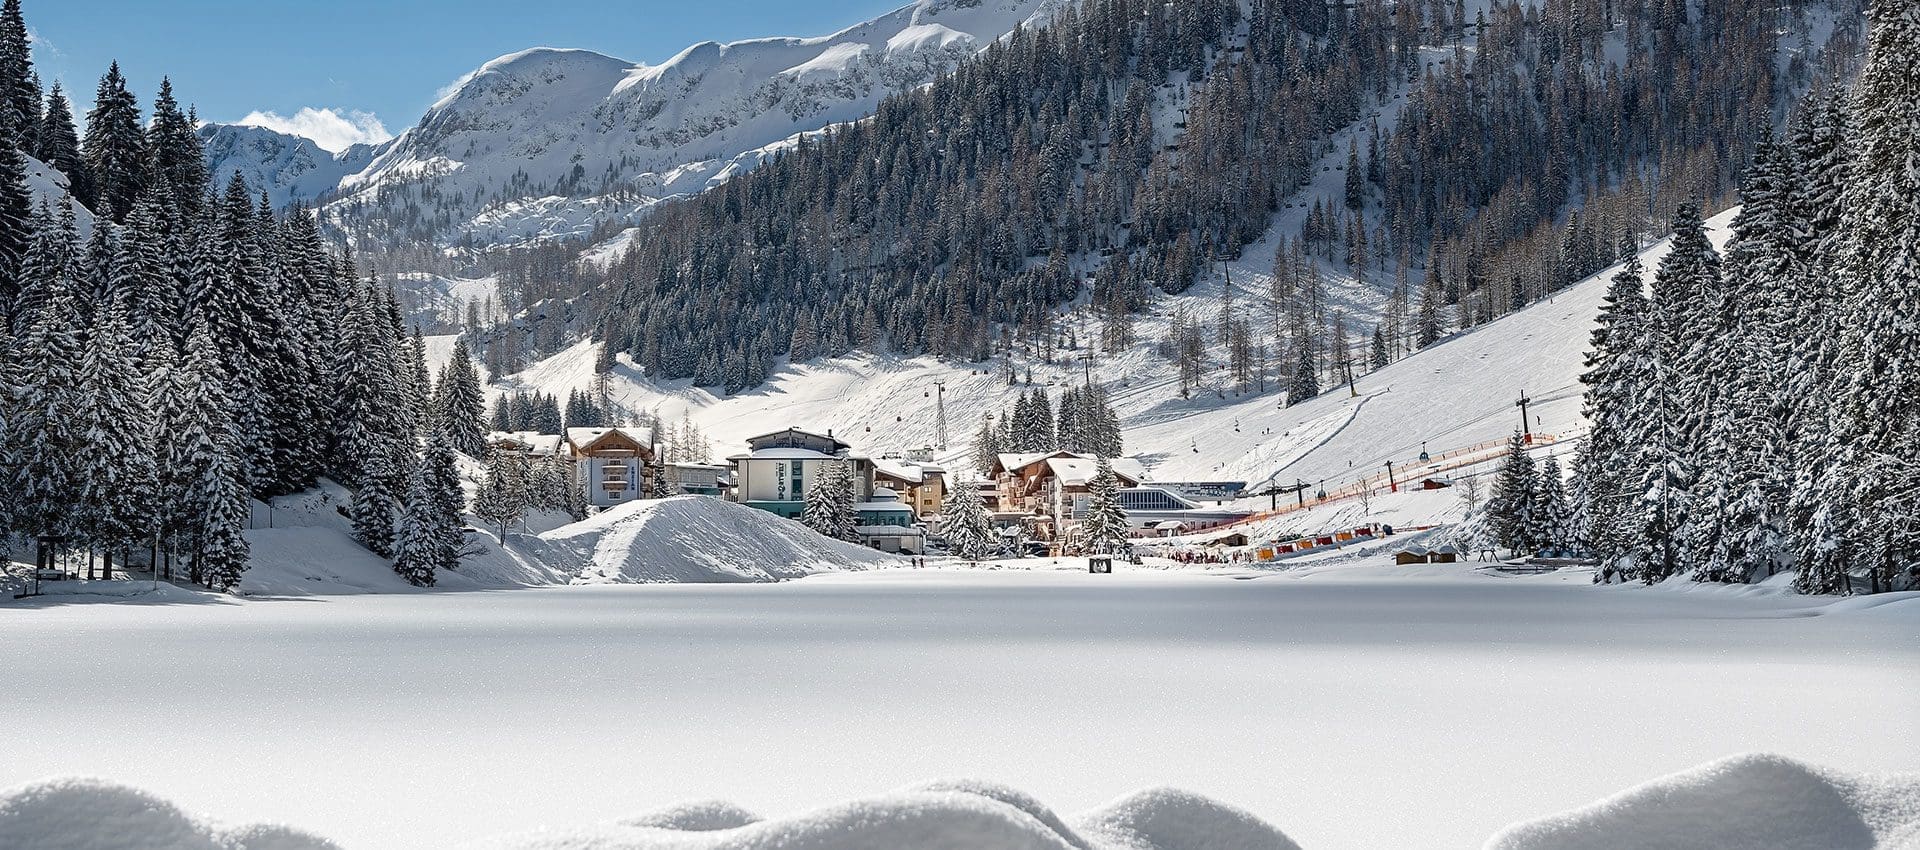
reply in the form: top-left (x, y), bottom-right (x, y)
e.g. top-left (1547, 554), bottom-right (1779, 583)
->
top-left (995, 451), bottom-right (1072, 474)
top-left (744, 426), bottom-right (850, 450)
top-left (734, 447), bottom-right (841, 461)
top-left (1043, 456), bottom-right (1147, 488)
top-left (873, 457), bottom-right (944, 484)
top-left (487, 431), bottom-right (564, 455)
top-left (566, 426), bottom-right (655, 453)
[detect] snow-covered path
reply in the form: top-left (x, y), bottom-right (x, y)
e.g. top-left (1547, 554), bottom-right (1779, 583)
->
top-left (4, 566), bottom-right (1914, 849)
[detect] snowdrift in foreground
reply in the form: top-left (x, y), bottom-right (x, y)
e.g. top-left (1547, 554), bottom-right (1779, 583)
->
top-left (0, 778), bottom-right (337, 850)
top-left (1487, 753), bottom-right (1920, 850)
top-left (481, 780), bottom-right (1300, 850)
top-left (528, 495), bottom-right (900, 583)
top-left (7, 757), bottom-right (1915, 849)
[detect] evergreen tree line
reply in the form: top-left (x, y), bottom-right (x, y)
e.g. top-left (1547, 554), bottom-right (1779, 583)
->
top-left (970, 384), bottom-right (1123, 475)
top-left (561, 387), bottom-right (613, 431)
top-left (1575, 0), bottom-right (1920, 595)
top-left (0, 0), bottom-right (498, 588)
top-left (490, 390), bottom-right (564, 434)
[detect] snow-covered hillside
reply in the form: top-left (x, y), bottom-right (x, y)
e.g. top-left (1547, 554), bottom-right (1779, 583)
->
top-left (23, 152), bottom-right (94, 238)
top-left (198, 123), bottom-right (378, 209)
top-left (191, 0), bottom-right (1058, 248)
top-left (490, 210), bottom-right (1740, 506)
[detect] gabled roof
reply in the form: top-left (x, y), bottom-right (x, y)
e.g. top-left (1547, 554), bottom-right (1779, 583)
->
top-left (566, 426), bottom-right (655, 454)
top-left (744, 427), bottom-right (850, 451)
top-left (992, 450), bottom-right (1078, 476)
top-left (1043, 456), bottom-right (1146, 488)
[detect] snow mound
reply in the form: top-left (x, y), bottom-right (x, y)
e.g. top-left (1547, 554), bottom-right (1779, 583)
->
top-left (0, 777), bottom-right (337, 850)
top-left (528, 495), bottom-right (900, 583)
top-left (482, 781), bottom-right (1295, 849)
top-left (1079, 787), bottom-right (1303, 850)
top-left (617, 800), bottom-right (762, 832)
top-left (1487, 753), bottom-right (1920, 850)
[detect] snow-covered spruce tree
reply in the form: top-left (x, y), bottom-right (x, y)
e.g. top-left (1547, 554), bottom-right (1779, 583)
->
top-left (197, 428), bottom-right (252, 592)
top-left (1079, 457), bottom-right (1131, 555)
top-left (145, 77), bottom-right (205, 214)
top-left (80, 61), bottom-right (145, 223)
top-left (1564, 445), bottom-right (1593, 556)
top-left (472, 449), bottom-right (529, 539)
top-left (34, 82), bottom-right (89, 206)
top-left (10, 287), bottom-right (84, 551)
top-left (75, 304), bottom-right (156, 574)
top-left (940, 480), bottom-right (993, 562)
top-left (1090, 385), bottom-right (1123, 458)
top-left (330, 279), bottom-right (413, 494)
top-left (431, 337), bottom-right (487, 458)
top-left (1626, 203), bottom-right (1718, 583)
top-left (1535, 454), bottom-right (1572, 556)
top-left (0, 0), bottom-right (40, 158)
top-left (0, 97), bottom-right (33, 305)
top-left (1487, 432), bottom-right (1539, 558)
top-left (1808, 0), bottom-right (1920, 595)
top-left (391, 475), bottom-right (443, 588)
top-left (350, 453), bottom-right (399, 558)
top-left (177, 323), bottom-right (240, 586)
top-left (403, 328), bottom-right (432, 437)
top-left (1030, 390), bottom-right (1056, 451)
top-left (1056, 386), bottom-right (1084, 453)
top-left (420, 434), bottom-right (468, 567)
top-left (1577, 257), bottom-right (1650, 574)
top-left (142, 332), bottom-right (192, 577)
top-left (1006, 392), bottom-right (1036, 452)
top-left (972, 415), bottom-right (1002, 476)
top-left (1691, 133), bottom-right (1803, 584)
top-left (1287, 342), bottom-right (1319, 407)
top-left (802, 461), bottom-right (857, 542)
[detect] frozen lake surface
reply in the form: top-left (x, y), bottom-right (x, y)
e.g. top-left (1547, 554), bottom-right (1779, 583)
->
top-left (4, 565), bottom-right (1916, 848)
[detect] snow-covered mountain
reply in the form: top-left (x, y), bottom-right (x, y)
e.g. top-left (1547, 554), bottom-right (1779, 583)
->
top-left (200, 0), bottom-right (1058, 248)
top-left (198, 123), bottom-right (380, 209)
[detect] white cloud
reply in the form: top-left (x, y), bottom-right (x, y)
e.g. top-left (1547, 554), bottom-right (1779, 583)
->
top-left (237, 107), bottom-right (393, 153)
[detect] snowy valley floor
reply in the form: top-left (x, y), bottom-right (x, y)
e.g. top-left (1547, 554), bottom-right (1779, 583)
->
top-left (2, 561), bottom-right (1916, 849)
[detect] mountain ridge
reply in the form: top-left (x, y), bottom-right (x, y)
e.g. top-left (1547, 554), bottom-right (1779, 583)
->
top-left (202, 0), bottom-right (1060, 253)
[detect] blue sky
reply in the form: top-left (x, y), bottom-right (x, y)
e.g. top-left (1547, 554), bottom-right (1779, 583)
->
top-left (28, 0), bottom-right (906, 150)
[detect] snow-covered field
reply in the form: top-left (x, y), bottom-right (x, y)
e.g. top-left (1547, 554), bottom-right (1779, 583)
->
top-left (4, 560), bottom-right (1913, 848)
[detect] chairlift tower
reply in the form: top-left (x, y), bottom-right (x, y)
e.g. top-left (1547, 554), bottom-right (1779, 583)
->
top-left (932, 381), bottom-right (950, 451)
